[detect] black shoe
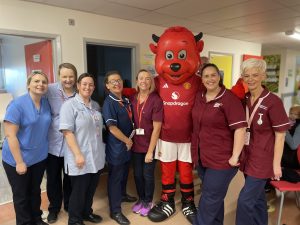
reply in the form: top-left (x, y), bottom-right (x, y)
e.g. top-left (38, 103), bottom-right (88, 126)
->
top-left (121, 194), bottom-right (137, 203)
top-left (35, 219), bottom-right (49, 225)
top-left (182, 201), bottom-right (197, 224)
top-left (147, 201), bottom-right (175, 222)
top-left (110, 212), bottom-right (130, 225)
top-left (68, 222), bottom-right (85, 225)
top-left (83, 214), bottom-right (102, 223)
top-left (47, 212), bottom-right (58, 224)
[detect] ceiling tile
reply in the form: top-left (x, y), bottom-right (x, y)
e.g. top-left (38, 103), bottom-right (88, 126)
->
top-left (209, 28), bottom-right (248, 37)
top-left (191, 24), bottom-right (225, 33)
top-left (155, 0), bottom-right (249, 18)
top-left (91, 1), bottom-right (148, 20)
top-left (42, 0), bottom-right (105, 12)
top-left (131, 12), bottom-right (177, 26)
top-left (275, 0), bottom-right (300, 6)
top-left (189, 0), bottom-right (283, 23)
top-left (107, 0), bottom-right (181, 10)
top-left (211, 8), bottom-right (300, 29)
top-left (161, 19), bottom-right (207, 30)
top-left (235, 16), bottom-right (300, 32)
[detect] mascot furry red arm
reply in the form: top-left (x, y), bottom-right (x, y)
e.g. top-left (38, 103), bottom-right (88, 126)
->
top-left (147, 26), bottom-right (203, 224)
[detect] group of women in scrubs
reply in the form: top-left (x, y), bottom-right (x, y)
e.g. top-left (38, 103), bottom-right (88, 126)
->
top-left (191, 58), bottom-right (290, 225)
top-left (2, 58), bottom-right (290, 225)
top-left (2, 65), bottom-right (106, 225)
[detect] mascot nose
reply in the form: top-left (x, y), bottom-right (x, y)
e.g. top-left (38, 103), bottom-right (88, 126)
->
top-left (170, 63), bottom-right (181, 72)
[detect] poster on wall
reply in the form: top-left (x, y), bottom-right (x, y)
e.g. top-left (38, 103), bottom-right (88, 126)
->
top-left (209, 51), bottom-right (233, 88)
top-left (141, 51), bottom-right (156, 75)
top-left (263, 55), bottom-right (280, 93)
top-left (293, 65), bottom-right (300, 105)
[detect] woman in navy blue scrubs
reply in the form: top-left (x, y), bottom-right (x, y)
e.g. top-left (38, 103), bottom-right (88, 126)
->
top-left (2, 72), bottom-right (51, 225)
top-left (102, 71), bottom-right (135, 225)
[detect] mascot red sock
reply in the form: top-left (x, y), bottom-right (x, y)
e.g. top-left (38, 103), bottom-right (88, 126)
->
top-left (147, 26), bottom-right (204, 224)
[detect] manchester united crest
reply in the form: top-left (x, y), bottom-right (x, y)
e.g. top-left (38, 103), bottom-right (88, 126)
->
top-left (183, 82), bottom-right (191, 89)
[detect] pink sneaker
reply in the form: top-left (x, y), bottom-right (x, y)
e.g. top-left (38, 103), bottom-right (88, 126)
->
top-left (132, 200), bottom-right (143, 213)
top-left (139, 202), bottom-right (153, 217)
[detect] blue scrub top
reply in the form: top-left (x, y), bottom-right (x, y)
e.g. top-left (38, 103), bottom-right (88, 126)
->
top-left (102, 93), bottom-right (133, 165)
top-left (2, 93), bottom-right (51, 167)
top-left (59, 94), bottom-right (106, 175)
top-left (46, 82), bottom-right (76, 157)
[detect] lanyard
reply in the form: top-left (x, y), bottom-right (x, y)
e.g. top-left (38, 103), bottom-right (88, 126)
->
top-left (136, 94), bottom-right (149, 128)
top-left (246, 98), bottom-right (264, 128)
top-left (119, 100), bottom-right (133, 122)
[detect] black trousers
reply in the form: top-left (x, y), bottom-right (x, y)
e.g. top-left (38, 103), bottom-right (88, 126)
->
top-left (68, 171), bottom-right (100, 225)
top-left (132, 152), bottom-right (156, 203)
top-left (46, 153), bottom-right (71, 213)
top-left (107, 161), bottom-right (130, 213)
top-left (2, 159), bottom-right (46, 225)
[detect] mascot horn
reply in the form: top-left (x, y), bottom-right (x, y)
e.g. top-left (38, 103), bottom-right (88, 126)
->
top-left (147, 26), bottom-right (203, 224)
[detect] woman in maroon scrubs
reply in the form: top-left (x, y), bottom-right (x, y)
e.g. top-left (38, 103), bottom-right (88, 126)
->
top-left (236, 58), bottom-right (290, 225)
top-left (192, 63), bottom-right (246, 225)
top-left (130, 69), bottom-right (163, 217)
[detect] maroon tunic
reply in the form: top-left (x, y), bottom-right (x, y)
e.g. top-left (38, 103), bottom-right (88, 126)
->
top-left (191, 86), bottom-right (247, 169)
top-left (131, 92), bottom-right (163, 153)
top-left (239, 88), bottom-right (290, 179)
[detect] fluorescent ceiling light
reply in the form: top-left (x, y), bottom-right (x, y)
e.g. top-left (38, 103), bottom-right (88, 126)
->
top-left (285, 30), bottom-right (300, 40)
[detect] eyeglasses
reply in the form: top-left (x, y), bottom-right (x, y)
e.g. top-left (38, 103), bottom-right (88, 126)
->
top-left (108, 79), bottom-right (123, 85)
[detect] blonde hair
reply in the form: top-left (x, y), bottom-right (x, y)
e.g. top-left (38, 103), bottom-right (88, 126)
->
top-left (135, 69), bottom-right (156, 94)
top-left (241, 58), bottom-right (267, 75)
top-left (27, 71), bottom-right (48, 87)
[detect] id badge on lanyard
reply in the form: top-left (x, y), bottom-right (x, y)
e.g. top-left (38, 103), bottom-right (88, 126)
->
top-left (86, 105), bottom-right (101, 137)
top-left (245, 98), bottom-right (264, 146)
top-left (135, 94), bottom-right (148, 136)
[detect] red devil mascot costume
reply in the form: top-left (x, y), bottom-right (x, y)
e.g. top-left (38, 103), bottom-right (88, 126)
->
top-left (147, 26), bottom-right (204, 224)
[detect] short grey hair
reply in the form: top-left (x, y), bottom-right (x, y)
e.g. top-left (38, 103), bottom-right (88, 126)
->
top-left (241, 58), bottom-right (267, 75)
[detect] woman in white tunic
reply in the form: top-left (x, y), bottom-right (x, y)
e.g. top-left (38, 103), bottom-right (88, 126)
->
top-left (59, 73), bottom-right (105, 225)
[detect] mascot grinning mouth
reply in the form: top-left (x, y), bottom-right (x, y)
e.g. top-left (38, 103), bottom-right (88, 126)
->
top-left (170, 74), bottom-right (181, 78)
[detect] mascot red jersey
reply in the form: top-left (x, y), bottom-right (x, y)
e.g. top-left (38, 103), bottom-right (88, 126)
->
top-left (147, 26), bottom-right (204, 224)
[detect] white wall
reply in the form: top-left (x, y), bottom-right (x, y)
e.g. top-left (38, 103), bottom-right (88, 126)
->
top-left (0, 0), bottom-right (261, 96)
top-left (1, 35), bottom-right (44, 97)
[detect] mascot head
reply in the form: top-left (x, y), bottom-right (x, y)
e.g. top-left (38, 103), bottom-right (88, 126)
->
top-left (150, 26), bottom-right (204, 84)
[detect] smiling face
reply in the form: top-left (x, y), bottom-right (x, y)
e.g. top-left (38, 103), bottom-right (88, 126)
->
top-left (59, 67), bottom-right (76, 90)
top-left (77, 76), bottom-right (95, 99)
top-left (150, 27), bottom-right (203, 85)
top-left (242, 67), bottom-right (266, 92)
top-left (105, 74), bottom-right (123, 97)
top-left (201, 66), bottom-right (221, 92)
top-left (136, 71), bottom-right (152, 93)
top-left (27, 74), bottom-right (48, 96)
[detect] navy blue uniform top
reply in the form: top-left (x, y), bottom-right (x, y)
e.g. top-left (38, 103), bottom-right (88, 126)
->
top-left (102, 92), bottom-right (133, 165)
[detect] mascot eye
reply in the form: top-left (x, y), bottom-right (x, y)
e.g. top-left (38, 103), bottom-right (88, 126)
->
top-left (165, 51), bottom-right (174, 60)
top-left (178, 50), bottom-right (187, 59)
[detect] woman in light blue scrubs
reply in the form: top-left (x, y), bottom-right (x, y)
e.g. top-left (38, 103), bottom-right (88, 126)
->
top-left (59, 73), bottom-right (106, 225)
top-left (2, 72), bottom-right (51, 225)
top-left (46, 63), bottom-right (77, 223)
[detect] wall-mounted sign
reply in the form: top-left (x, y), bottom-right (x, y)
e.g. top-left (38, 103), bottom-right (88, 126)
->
top-left (33, 54), bottom-right (40, 62)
